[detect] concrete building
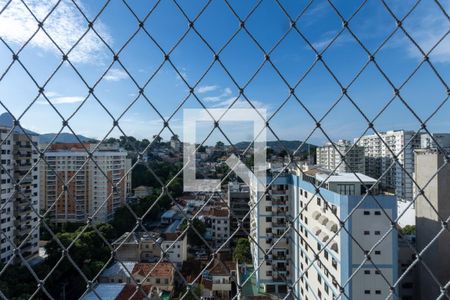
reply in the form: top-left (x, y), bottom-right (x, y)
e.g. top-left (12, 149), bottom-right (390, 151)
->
top-left (316, 139), bottom-right (365, 174)
top-left (0, 127), bottom-right (39, 264)
top-left (39, 143), bottom-right (131, 224)
top-left (202, 207), bottom-right (230, 249)
top-left (419, 133), bottom-right (450, 150)
top-left (356, 130), bottom-right (421, 201)
top-left (249, 166), bottom-right (398, 298)
top-left (201, 259), bottom-right (236, 300)
top-left (398, 234), bottom-right (417, 300)
top-left (113, 231), bottom-right (187, 264)
top-left (169, 135), bottom-right (182, 152)
top-left (414, 149), bottom-right (450, 299)
top-left (98, 261), bottom-right (175, 296)
top-left (227, 182), bottom-right (250, 243)
top-left (133, 185), bottom-right (153, 199)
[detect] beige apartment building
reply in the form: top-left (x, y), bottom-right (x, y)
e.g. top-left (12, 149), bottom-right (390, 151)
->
top-left (39, 143), bottom-right (131, 224)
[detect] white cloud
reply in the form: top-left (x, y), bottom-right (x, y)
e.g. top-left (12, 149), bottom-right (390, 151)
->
top-left (44, 91), bottom-right (60, 97)
top-left (38, 95), bottom-right (85, 105)
top-left (197, 85), bottom-right (218, 93)
top-left (203, 87), bottom-right (234, 103)
top-left (0, 0), bottom-right (112, 64)
top-left (104, 68), bottom-right (128, 81)
top-left (213, 96), bottom-right (269, 111)
top-left (404, 3), bottom-right (450, 63)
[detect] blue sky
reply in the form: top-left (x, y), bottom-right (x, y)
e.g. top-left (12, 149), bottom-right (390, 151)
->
top-left (0, 0), bottom-right (449, 146)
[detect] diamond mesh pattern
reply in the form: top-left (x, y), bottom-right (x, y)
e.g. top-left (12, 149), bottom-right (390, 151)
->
top-left (0, 0), bottom-right (449, 299)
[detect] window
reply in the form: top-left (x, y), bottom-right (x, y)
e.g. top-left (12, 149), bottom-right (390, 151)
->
top-left (266, 217), bottom-right (272, 222)
top-left (374, 211), bottom-right (381, 215)
top-left (364, 290), bottom-right (371, 294)
top-left (363, 211), bottom-right (370, 215)
top-left (364, 270), bottom-right (370, 275)
top-left (375, 230), bottom-right (381, 235)
top-left (364, 230), bottom-right (370, 235)
top-left (375, 290), bottom-right (381, 295)
top-left (337, 184), bottom-right (355, 195)
top-left (375, 250), bottom-right (381, 255)
top-left (317, 197), bottom-right (321, 206)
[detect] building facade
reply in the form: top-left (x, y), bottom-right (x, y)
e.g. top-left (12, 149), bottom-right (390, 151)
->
top-left (39, 143), bottom-right (131, 224)
top-left (356, 130), bottom-right (421, 201)
top-left (414, 149), bottom-right (450, 299)
top-left (316, 140), bottom-right (365, 174)
top-left (0, 127), bottom-right (39, 264)
top-left (113, 231), bottom-right (188, 265)
top-left (249, 168), bottom-right (398, 298)
top-left (227, 182), bottom-right (250, 243)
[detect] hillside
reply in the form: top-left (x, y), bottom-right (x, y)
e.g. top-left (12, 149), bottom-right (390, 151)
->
top-left (234, 140), bottom-right (317, 153)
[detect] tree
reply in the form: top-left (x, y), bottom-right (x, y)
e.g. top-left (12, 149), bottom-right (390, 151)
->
top-left (180, 284), bottom-right (202, 300)
top-left (233, 238), bottom-right (252, 263)
top-left (400, 225), bottom-right (416, 235)
top-left (180, 219), bottom-right (206, 245)
top-left (278, 149), bottom-right (288, 158)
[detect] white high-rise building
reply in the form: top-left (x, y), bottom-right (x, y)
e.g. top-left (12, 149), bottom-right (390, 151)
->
top-left (419, 133), bottom-right (450, 151)
top-left (316, 139), bottom-right (365, 174)
top-left (249, 166), bottom-right (397, 298)
top-left (40, 143), bottom-right (131, 224)
top-left (0, 127), bottom-right (39, 264)
top-left (356, 130), bottom-right (421, 201)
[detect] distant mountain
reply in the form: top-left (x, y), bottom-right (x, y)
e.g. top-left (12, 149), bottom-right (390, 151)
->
top-left (39, 133), bottom-right (96, 144)
top-left (0, 112), bottom-right (96, 143)
top-left (0, 112), bottom-right (37, 135)
top-left (235, 140), bottom-right (317, 153)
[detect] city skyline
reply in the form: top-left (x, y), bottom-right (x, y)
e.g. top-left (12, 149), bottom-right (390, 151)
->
top-left (0, 0), bottom-right (449, 145)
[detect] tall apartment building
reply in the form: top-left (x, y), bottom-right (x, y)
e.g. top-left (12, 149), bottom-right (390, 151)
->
top-left (40, 143), bottom-right (131, 224)
top-left (316, 140), bottom-right (365, 174)
top-left (249, 166), bottom-right (397, 298)
top-left (356, 130), bottom-right (421, 201)
top-left (227, 182), bottom-right (250, 243)
top-left (420, 133), bottom-right (450, 150)
top-left (0, 127), bottom-right (39, 264)
top-left (414, 149), bottom-right (450, 299)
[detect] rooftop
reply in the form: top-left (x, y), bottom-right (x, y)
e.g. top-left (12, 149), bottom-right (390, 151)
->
top-left (82, 283), bottom-right (126, 300)
top-left (316, 172), bottom-right (377, 183)
top-left (161, 210), bottom-right (177, 219)
top-left (133, 262), bottom-right (175, 278)
top-left (101, 261), bottom-right (136, 278)
top-left (115, 284), bottom-right (153, 300)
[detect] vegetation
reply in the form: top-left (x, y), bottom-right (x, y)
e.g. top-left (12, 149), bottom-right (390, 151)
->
top-left (0, 224), bottom-right (115, 300)
top-left (180, 219), bottom-right (207, 246)
top-left (400, 225), bottom-right (416, 235)
top-left (233, 238), bottom-right (252, 264)
top-left (111, 194), bottom-right (172, 233)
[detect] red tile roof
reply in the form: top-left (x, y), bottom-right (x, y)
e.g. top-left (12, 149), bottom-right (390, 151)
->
top-left (116, 284), bottom-right (152, 300)
top-left (132, 262), bottom-right (174, 278)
